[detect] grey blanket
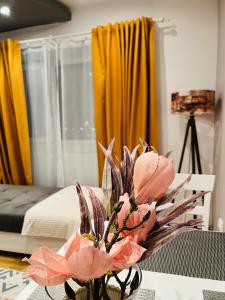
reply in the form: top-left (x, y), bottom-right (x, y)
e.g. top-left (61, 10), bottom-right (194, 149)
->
top-left (0, 184), bottom-right (60, 233)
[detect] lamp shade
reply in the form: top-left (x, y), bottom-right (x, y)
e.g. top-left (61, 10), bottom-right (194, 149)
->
top-left (171, 90), bottom-right (215, 113)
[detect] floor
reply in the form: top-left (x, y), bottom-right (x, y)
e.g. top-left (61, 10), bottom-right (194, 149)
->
top-left (0, 251), bottom-right (28, 272)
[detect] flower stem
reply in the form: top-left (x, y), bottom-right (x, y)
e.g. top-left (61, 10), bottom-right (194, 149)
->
top-left (93, 278), bottom-right (101, 299)
top-left (113, 268), bottom-right (132, 300)
top-left (45, 287), bottom-right (54, 300)
top-left (101, 276), bottom-right (110, 300)
top-left (86, 283), bottom-right (91, 300)
top-left (120, 267), bottom-right (132, 300)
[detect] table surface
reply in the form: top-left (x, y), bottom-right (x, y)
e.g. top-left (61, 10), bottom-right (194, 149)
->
top-left (15, 270), bottom-right (225, 300)
top-left (16, 231), bottom-right (225, 300)
top-left (140, 231), bottom-right (225, 281)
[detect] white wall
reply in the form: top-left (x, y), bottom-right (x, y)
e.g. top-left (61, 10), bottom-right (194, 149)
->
top-left (213, 0), bottom-right (225, 231)
top-left (0, 0), bottom-right (217, 172)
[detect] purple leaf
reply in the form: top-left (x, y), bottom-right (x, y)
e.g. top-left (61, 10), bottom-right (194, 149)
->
top-left (99, 142), bottom-right (122, 205)
top-left (146, 219), bottom-right (202, 243)
top-left (139, 139), bottom-right (155, 153)
top-left (140, 219), bottom-right (202, 262)
top-left (131, 145), bottom-right (140, 162)
top-left (156, 191), bottom-right (208, 227)
top-left (139, 138), bottom-right (149, 153)
top-left (76, 183), bottom-right (91, 234)
top-left (88, 187), bottom-right (107, 238)
top-left (164, 150), bottom-right (172, 158)
top-left (120, 146), bottom-right (133, 194)
top-left (156, 174), bottom-right (192, 207)
top-left (140, 227), bottom-right (188, 261)
top-left (101, 139), bottom-right (115, 200)
top-left (120, 145), bottom-right (140, 195)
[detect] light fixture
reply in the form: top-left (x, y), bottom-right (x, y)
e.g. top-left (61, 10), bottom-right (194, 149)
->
top-left (171, 90), bottom-right (215, 174)
top-left (0, 6), bottom-right (11, 17)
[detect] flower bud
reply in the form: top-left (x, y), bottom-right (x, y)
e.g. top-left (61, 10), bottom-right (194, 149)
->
top-left (133, 152), bottom-right (175, 204)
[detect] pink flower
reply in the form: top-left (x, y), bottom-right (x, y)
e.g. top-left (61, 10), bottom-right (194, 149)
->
top-left (117, 194), bottom-right (156, 243)
top-left (133, 151), bottom-right (175, 204)
top-left (23, 247), bottom-right (70, 286)
top-left (64, 233), bottom-right (92, 259)
top-left (65, 234), bottom-right (112, 282)
top-left (109, 236), bottom-right (146, 271)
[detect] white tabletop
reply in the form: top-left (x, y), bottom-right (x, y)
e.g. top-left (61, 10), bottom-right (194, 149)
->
top-left (16, 269), bottom-right (225, 300)
top-left (141, 271), bottom-right (225, 300)
top-left (16, 234), bottom-right (225, 300)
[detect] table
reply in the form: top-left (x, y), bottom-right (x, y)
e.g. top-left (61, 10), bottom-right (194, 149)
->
top-left (141, 271), bottom-right (225, 300)
top-left (16, 231), bottom-right (225, 299)
top-left (15, 269), bottom-right (225, 300)
top-left (140, 231), bottom-right (225, 281)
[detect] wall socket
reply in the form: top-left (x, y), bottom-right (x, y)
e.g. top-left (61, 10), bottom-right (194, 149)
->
top-left (217, 218), bottom-right (224, 232)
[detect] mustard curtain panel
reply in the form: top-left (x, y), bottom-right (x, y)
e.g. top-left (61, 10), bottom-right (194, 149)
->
top-left (92, 17), bottom-right (159, 184)
top-left (0, 39), bottom-right (32, 185)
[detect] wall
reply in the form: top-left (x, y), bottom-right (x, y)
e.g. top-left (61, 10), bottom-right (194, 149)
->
top-left (0, 0), bottom-right (217, 172)
top-left (213, 0), bottom-right (225, 231)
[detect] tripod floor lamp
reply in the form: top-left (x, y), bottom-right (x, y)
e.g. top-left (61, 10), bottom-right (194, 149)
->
top-left (171, 90), bottom-right (215, 174)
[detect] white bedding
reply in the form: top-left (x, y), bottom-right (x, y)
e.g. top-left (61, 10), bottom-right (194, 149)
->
top-left (21, 185), bottom-right (105, 240)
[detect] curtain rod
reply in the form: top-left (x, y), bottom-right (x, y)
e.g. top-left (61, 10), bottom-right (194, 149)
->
top-left (20, 17), bottom-right (169, 45)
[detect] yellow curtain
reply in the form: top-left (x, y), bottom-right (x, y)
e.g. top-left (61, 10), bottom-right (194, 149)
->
top-left (0, 39), bottom-right (32, 185)
top-left (92, 17), bottom-right (159, 184)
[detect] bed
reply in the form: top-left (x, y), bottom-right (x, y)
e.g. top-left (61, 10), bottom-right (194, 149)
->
top-left (0, 184), bottom-right (104, 254)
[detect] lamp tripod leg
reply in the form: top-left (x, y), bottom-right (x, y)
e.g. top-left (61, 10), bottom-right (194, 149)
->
top-left (190, 116), bottom-right (196, 174)
top-left (192, 117), bottom-right (202, 174)
top-left (178, 118), bottom-right (191, 173)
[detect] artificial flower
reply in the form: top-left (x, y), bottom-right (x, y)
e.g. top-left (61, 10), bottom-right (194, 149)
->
top-left (24, 140), bottom-right (204, 300)
top-left (23, 247), bottom-right (70, 286)
top-left (117, 193), bottom-right (156, 242)
top-left (133, 151), bottom-right (175, 204)
top-left (64, 233), bottom-right (92, 259)
top-left (65, 234), bottom-right (112, 282)
top-left (109, 236), bottom-right (146, 271)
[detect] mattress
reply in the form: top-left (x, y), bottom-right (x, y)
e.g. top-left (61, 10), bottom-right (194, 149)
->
top-left (21, 185), bottom-right (105, 240)
top-left (0, 184), bottom-right (60, 233)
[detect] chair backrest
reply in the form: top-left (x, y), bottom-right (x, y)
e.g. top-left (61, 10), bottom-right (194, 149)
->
top-left (169, 173), bottom-right (215, 230)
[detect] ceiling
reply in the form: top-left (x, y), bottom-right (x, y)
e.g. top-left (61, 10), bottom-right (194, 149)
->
top-left (0, 0), bottom-right (109, 33)
top-left (0, 0), bottom-right (71, 33)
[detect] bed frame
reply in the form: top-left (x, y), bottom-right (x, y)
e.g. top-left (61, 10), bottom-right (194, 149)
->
top-left (0, 183), bottom-right (62, 254)
top-left (0, 231), bottom-right (66, 254)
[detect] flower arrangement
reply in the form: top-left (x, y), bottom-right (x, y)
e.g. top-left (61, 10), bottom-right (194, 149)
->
top-left (24, 140), bottom-right (205, 300)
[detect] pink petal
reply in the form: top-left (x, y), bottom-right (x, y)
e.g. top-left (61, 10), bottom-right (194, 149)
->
top-left (64, 234), bottom-right (81, 259)
top-left (24, 247), bottom-right (69, 274)
top-left (123, 209), bottom-right (156, 243)
top-left (134, 154), bottom-right (175, 204)
top-left (136, 157), bottom-right (175, 203)
top-left (64, 234), bottom-right (92, 259)
top-left (133, 152), bottom-right (159, 192)
top-left (24, 247), bottom-right (49, 265)
top-left (117, 195), bottom-right (156, 243)
top-left (24, 247), bottom-right (71, 286)
top-left (110, 237), bottom-right (146, 271)
top-left (68, 246), bottom-right (112, 282)
top-left (117, 194), bottom-right (130, 223)
top-left (26, 265), bottom-right (70, 286)
top-left (42, 251), bottom-right (69, 274)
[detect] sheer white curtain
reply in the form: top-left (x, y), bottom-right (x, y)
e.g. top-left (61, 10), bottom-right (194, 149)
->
top-left (22, 38), bottom-right (98, 188)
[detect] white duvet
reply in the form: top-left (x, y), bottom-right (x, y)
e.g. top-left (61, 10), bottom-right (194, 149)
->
top-left (21, 185), bottom-right (105, 240)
